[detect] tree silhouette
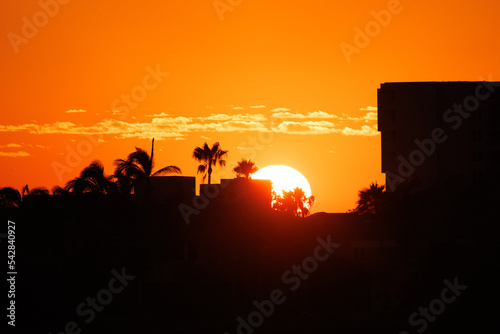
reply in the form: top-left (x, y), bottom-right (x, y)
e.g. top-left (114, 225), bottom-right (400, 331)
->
top-left (0, 187), bottom-right (21, 208)
top-left (66, 160), bottom-right (117, 194)
top-left (233, 159), bottom-right (258, 179)
top-left (52, 185), bottom-right (71, 195)
top-left (192, 142), bottom-right (228, 184)
top-left (354, 182), bottom-right (385, 215)
top-left (0, 185), bottom-right (51, 208)
top-left (273, 187), bottom-right (314, 217)
top-left (114, 138), bottom-right (181, 193)
top-left (22, 185), bottom-right (49, 199)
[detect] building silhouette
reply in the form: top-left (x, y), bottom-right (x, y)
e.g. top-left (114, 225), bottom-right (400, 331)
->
top-left (199, 177), bottom-right (272, 208)
top-left (134, 175), bottom-right (272, 212)
top-left (5, 82), bottom-right (499, 332)
top-left (378, 81), bottom-right (500, 190)
top-left (134, 175), bottom-right (196, 204)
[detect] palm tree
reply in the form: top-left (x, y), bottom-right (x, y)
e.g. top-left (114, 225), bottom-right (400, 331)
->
top-left (273, 187), bottom-right (315, 217)
top-left (113, 138), bottom-right (181, 192)
top-left (52, 185), bottom-right (71, 195)
top-left (0, 187), bottom-right (21, 208)
top-left (354, 182), bottom-right (386, 215)
top-left (22, 185), bottom-right (50, 199)
top-left (192, 142), bottom-right (228, 184)
top-left (66, 160), bottom-right (117, 194)
top-left (233, 159), bottom-right (258, 179)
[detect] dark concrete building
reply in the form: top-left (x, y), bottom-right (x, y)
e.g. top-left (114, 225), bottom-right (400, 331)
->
top-left (377, 81), bottom-right (500, 191)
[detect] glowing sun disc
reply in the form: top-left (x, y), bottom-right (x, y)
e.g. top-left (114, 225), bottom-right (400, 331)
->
top-left (253, 165), bottom-right (312, 197)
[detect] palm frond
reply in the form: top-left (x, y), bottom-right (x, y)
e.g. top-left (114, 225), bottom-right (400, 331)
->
top-left (128, 147), bottom-right (150, 175)
top-left (197, 164), bottom-right (207, 174)
top-left (152, 166), bottom-right (182, 176)
top-left (29, 187), bottom-right (50, 196)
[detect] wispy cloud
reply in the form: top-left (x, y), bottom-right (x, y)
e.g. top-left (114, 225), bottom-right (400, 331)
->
top-left (0, 109), bottom-right (379, 140)
top-left (198, 114), bottom-right (267, 122)
top-left (145, 112), bottom-right (170, 117)
top-left (199, 114), bottom-right (233, 121)
top-left (271, 110), bottom-right (338, 119)
top-left (0, 143), bottom-right (22, 148)
top-left (189, 120), bottom-right (268, 133)
top-left (308, 110), bottom-right (339, 119)
top-left (347, 112), bottom-right (377, 122)
top-left (65, 109), bottom-right (87, 113)
top-left (340, 125), bottom-right (378, 136)
top-left (270, 107), bottom-right (291, 112)
top-left (364, 112), bottom-right (377, 121)
top-left (0, 122), bottom-right (76, 134)
top-left (232, 106), bottom-right (244, 110)
top-left (271, 121), bottom-right (378, 136)
top-left (0, 151), bottom-right (30, 157)
top-left (249, 105), bottom-right (266, 109)
top-left (272, 121), bottom-right (335, 135)
top-left (360, 106), bottom-right (377, 111)
top-left (271, 112), bottom-right (306, 119)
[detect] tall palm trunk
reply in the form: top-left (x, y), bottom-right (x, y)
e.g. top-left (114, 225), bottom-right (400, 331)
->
top-left (208, 163), bottom-right (213, 184)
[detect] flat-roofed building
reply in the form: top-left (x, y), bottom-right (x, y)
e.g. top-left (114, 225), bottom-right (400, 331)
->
top-left (135, 176), bottom-right (196, 203)
top-left (199, 178), bottom-right (272, 209)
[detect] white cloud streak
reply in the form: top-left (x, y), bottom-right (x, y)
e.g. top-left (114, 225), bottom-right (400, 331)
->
top-left (0, 151), bottom-right (30, 157)
top-left (0, 109), bottom-right (378, 139)
top-left (0, 143), bottom-right (22, 148)
top-left (65, 109), bottom-right (87, 113)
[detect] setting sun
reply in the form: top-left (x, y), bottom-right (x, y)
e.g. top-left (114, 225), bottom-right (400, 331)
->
top-left (253, 165), bottom-right (312, 198)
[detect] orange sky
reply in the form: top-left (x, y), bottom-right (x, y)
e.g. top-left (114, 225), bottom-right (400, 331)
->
top-left (1, 0), bottom-right (499, 213)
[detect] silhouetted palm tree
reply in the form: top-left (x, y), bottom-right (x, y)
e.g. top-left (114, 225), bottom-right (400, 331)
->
top-left (355, 182), bottom-right (385, 215)
top-left (0, 187), bottom-right (21, 208)
top-left (66, 160), bottom-right (117, 194)
top-left (22, 185), bottom-right (50, 199)
top-left (52, 185), bottom-right (71, 195)
top-left (111, 172), bottom-right (134, 194)
top-left (273, 187), bottom-right (314, 217)
top-left (192, 142), bottom-right (228, 184)
top-left (233, 159), bottom-right (258, 179)
top-left (114, 138), bottom-right (181, 193)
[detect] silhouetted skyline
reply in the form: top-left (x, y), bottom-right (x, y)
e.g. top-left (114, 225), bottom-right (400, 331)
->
top-left (2, 1), bottom-right (500, 332)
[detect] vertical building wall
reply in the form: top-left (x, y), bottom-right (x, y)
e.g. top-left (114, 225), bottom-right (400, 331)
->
top-left (378, 82), bottom-right (500, 191)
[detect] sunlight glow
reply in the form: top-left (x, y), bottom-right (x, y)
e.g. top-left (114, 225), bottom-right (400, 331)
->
top-left (253, 165), bottom-right (312, 197)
